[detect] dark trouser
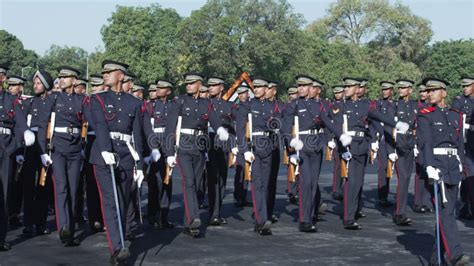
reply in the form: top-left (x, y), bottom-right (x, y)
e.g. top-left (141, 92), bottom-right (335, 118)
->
top-left (83, 160), bottom-right (103, 227)
top-left (176, 151), bottom-right (206, 227)
top-left (414, 162), bottom-right (431, 208)
top-left (196, 155), bottom-right (207, 206)
top-left (207, 147), bottom-right (228, 218)
top-left (287, 177), bottom-right (298, 197)
top-left (147, 155), bottom-right (172, 222)
top-left (460, 148), bottom-right (474, 215)
top-left (0, 151), bottom-right (14, 242)
top-left (267, 148), bottom-right (279, 217)
top-left (7, 159), bottom-right (22, 220)
top-left (250, 153), bottom-right (272, 225)
top-left (51, 151), bottom-right (82, 234)
top-left (343, 154), bottom-right (367, 223)
top-left (430, 183), bottom-right (463, 263)
top-left (127, 180), bottom-right (138, 233)
top-left (332, 149), bottom-right (343, 194)
top-left (21, 144), bottom-right (51, 228)
top-left (93, 165), bottom-right (133, 254)
top-left (233, 154), bottom-right (248, 203)
top-left (377, 142), bottom-right (390, 201)
top-left (394, 150), bottom-right (414, 216)
top-left (75, 161), bottom-right (85, 221)
top-left (298, 151), bottom-right (323, 223)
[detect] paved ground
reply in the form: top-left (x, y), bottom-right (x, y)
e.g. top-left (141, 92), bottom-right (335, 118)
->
top-left (2, 161), bottom-right (473, 265)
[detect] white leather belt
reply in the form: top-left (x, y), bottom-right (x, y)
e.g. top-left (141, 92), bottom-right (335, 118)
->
top-left (153, 127), bottom-right (165, 133)
top-left (30, 127), bottom-right (39, 132)
top-left (433, 148), bottom-right (458, 156)
top-left (346, 131), bottom-right (365, 137)
top-left (87, 131), bottom-right (95, 136)
top-left (0, 127), bottom-right (12, 135)
top-left (252, 132), bottom-right (270, 136)
top-left (180, 128), bottom-right (206, 135)
top-left (109, 132), bottom-right (132, 142)
top-left (299, 129), bottom-right (322, 135)
top-left (54, 127), bottom-right (80, 134)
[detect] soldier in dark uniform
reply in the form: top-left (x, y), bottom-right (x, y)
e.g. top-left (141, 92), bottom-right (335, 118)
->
top-left (0, 65), bottom-right (8, 88)
top-left (89, 60), bottom-right (145, 264)
top-left (38, 66), bottom-right (87, 246)
top-left (132, 84), bottom-right (145, 100)
top-left (73, 77), bottom-right (87, 95)
top-left (207, 76), bottom-right (235, 226)
top-left (413, 84), bottom-right (433, 213)
top-left (452, 77), bottom-right (474, 220)
top-left (163, 72), bottom-right (224, 237)
top-left (0, 69), bottom-right (34, 251)
top-left (144, 79), bottom-right (174, 229)
top-left (329, 85), bottom-right (344, 200)
top-left (387, 79), bottom-right (418, 226)
top-left (232, 86), bottom-right (251, 208)
top-left (197, 85), bottom-right (209, 210)
top-left (20, 70), bottom-right (55, 236)
top-left (417, 77), bottom-right (470, 266)
top-left (285, 86), bottom-right (299, 204)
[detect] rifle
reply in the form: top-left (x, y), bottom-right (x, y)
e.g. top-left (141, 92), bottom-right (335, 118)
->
top-left (340, 114), bottom-right (349, 178)
top-left (244, 113), bottom-right (252, 182)
top-left (165, 116), bottom-right (182, 185)
top-left (325, 138), bottom-right (334, 161)
top-left (228, 149), bottom-right (236, 168)
top-left (288, 116), bottom-right (300, 183)
top-left (387, 128), bottom-right (396, 178)
top-left (130, 133), bottom-right (143, 225)
top-left (39, 112), bottom-right (55, 187)
top-left (222, 72), bottom-right (252, 101)
top-left (16, 114), bottom-right (32, 182)
top-left (370, 135), bottom-right (379, 164)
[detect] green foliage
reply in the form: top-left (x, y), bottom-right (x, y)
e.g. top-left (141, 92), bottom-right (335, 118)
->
top-left (38, 45), bottom-right (89, 78)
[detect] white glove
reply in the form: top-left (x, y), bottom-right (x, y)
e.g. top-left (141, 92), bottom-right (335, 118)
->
top-left (40, 154), bottom-right (53, 167)
top-left (24, 129), bottom-right (35, 147)
top-left (388, 153), bottom-right (398, 162)
top-left (134, 170), bottom-right (145, 188)
top-left (16, 155), bottom-right (25, 164)
top-left (426, 166), bottom-right (440, 181)
top-left (290, 138), bottom-right (304, 151)
top-left (342, 151), bottom-right (352, 161)
top-left (151, 149), bottom-right (161, 162)
top-left (289, 154), bottom-right (299, 165)
top-left (101, 151), bottom-right (116, 165)
top-left (413, 145), bottom-right (419, 157)
top-left (339, 134), bottom-right (352, 147)
top-left (371, 142), bottom-right (379, 152)
top-left (244, 151), bottom-right (255, 163)
top-left (327, 140), bottom-right (336, 149)
top-left (144, 156), bottom-right (152, 165)
top-left (167, 156), bottom-right (176, 167)
top-left (217, 126), bottom-right (229, 141)
top-left (231, 147), bottom-right (239, 155)
top-left (395, 121), bottom-right (409, 134)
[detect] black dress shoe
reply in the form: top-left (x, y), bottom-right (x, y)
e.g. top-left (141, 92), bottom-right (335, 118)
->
top-left (393, 215), bottom-right (412, 226)
top-left (299, 222), bottom-right (318, 233)
top-left (9, 216), bottom-right (22, 228)
top-left (289, 195), bottom-right (298, 205)
top-left (255, 220), bottom-right (272, 236)
top-left (183, 227), bottom-right (200, 237)
top-left (344, 221), bottom-right (362, 230)
top-left (355, 212), bottom-right (367, 220)
top-left (59, 228), bottom-right (71, 243)
top-left (158, 221), bottom-right (175, 229)
top-left (458, 210), bottom-right (473, 220)
top-left (65, 237), bottom-right (81, 247)
top-left (378, 199), bottom-right (394, 207)
top-left (332, 192), bottom-right (343, 201)
top-left (23, 226), bottom-right (34, 236)
top-left (270, 214), bottom-right (279, 223)
top-left (91, 221), bottom-right (105, 232)
top-left (198, 203), bottom-right (208, 209)
top-left (36, 225), bottom-right (51, 235)
top-left (75, 216), bottom-right (87, 224)
top-left (220, 218), bottom-right (228, 225)
top-left (0, 241), bottom-right (11, 251)
top-left (452, 254), bottom-right (470, 266)
top-left (424, 206), bottom-right (434, 213)
top-left (413, 205), bottom-right (426, 213)
top-left (110, 248), bottom-right (130, 266)
top-left (209, 217), bottom-right (221, 226)
top-left (125, 232), bottom-right (135, 241)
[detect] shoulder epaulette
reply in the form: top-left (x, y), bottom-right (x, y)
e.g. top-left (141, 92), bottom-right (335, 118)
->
top-left (419, 107), bottom-right (436, 114)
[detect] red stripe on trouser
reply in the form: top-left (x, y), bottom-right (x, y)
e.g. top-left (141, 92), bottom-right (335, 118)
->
top-left (395, 163), bottom-right (401, 215)
top-left (414, 165), bottom-right (420, 205)
top-left (250, 182), bottom-right (260, 224)
top-left (377, 154), bottom-right (382, 189)
top-left (176, 159), bottom-right (191, 225)
top-left (439, 215), bottom-right (453, 260)
top-left (298, 171), bottom-right (304, 222)
top-left (51, 174), bottom-right (60, 231)
top-left (343, 179), bottom-right (348, 222)
top-left (93, 165), bottom-right (115, 254)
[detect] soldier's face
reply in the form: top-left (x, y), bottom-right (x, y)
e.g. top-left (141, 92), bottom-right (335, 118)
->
top-left (209, 84), bottom-right (223, 97)
top-left (156, 88), bottom-right (170, 98)
top-left (60, 76), bottom-right (75, 90)
top-left (357, 86), bottom-right (366, 97)
top-left (334, 91), bottom-right (343, 100)
top-left (8, 84), bottom-right (23, 95)
top-left (0, 73), bottom-right (6, 83)
top-left (186, 81), bottom-right (201, 95)
top-left (253, 86), bottom-right (267, 98)
top-left (398, 87), bottom-right (411, 98)
top-left (74, 85), bottom-right (86, 95)
top-left (199, 92), bottom-right (209, 98)
top-left (463, 85), bottom-right (473, 96)
top-left (103, 70), bottom-right (124, 88)
top-left (381, 88), bottom-right (392, 99)
top-left (419, 90), bottom-right (428, 101)
top-left (33, 77), bottom-right (46, 94)
top-left (428, 88), bottom-right (446, 104)
top-left (344, 85), bottom-right (357, 97)
top-left (122, 80), bottom-right (133, 93)
top-left (298, 85), bottom-right (309, 98)
top-left (265, 87), bottom-right (276, 99)
top-left (133, 90), bottom-right (143, 99)
top-left (91, 85), bottom-right (104, 94)
top-left (238, 91), bottom-right (249, 102)
top-left (289, 93), bottom-right (298, 101)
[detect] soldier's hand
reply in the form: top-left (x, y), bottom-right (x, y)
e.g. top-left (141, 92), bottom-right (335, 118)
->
top-left (413, 145), bottom-right (419, 158)
top-left (244, 151), bottom-right (255, 163)
top-left (342, 151), bottom-right (352, 161)
top-left (290, 138), bottom-right (303, 151)
top-left (388, 153), bottom-right (398, 162)
top-left (217, 126), bottom-right (229, 141)
top-left (231, 147), bottom-right (239, 155)
top-left (327, 140), bottom-right (336, 149)
top-left (339, 134), bottom-right (352, 147)
top-left (24, 129), bottom-right (35, 147)
top-left (289, 154), bottom-right (299, 165)
top-left (370, 142), bottom-right (379, 152)
top-left (40, 154), bottom-right (53, 167)
top-left (16, 155), bottom-right (25, 164)
top-left (167, 156), bottom-right (176, 167)
top-left (151, 149), bottom-right (161, 162)
top-left (395, 121), bottom-right (409, 134)
top-left (101, 151), bottom-right (116, 165)
top-left (426, 166), bottom-right (440, 181)
top-left (144, 156), bottom-right (152, 165)
top-left (134, 170), bottom-right (145, 188)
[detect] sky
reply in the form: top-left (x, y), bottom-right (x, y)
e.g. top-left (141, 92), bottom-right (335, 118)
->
top-left (0, 0), bottom-right (473, 56)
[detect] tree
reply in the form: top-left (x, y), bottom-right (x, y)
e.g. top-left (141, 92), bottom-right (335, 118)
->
top-left (0, 30), bottom-right (38, 77)
top-left (101, 4), bottom-right (182, 85)
top-left (37, 45), bottom-right (89, 78)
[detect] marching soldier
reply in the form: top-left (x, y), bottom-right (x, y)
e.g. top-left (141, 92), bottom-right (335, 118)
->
top-left (131, 84), bottom-right (145, 100)
top-left (0, 68), bottom-right (34, 251)
top-left (39, 66), bottom-right (87, 246)
top-left (329, 85), bottom-right (344, 200)
top-left (20, 70), bottom-right (55, 236)
top-left (197, 85), bottom-right (209, 209)
top-left (388, 79), bottom-right (418, 226)
top-left (207, 76), bottom-right (235, 226)
top-left (413, 84), bottom-right (433, 213)
top-left (73, 77), bottom-right (87, 95)
top-left (452, 76), bottom-right (474, 220)
top-left (417, 77), bottom-right (470, 265)
top-left (0, 65), bottom-right (8, 89)
top-left (144, 79), bottom-right (174, 229)
top-left (163, 72), bottom-right (225, 237)
top-left (75, 76), bottom-right (88, 224)
top-left (89, 60), bottom-right (145, 264)
top-left (285, 86), bottom-right (299, 204)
